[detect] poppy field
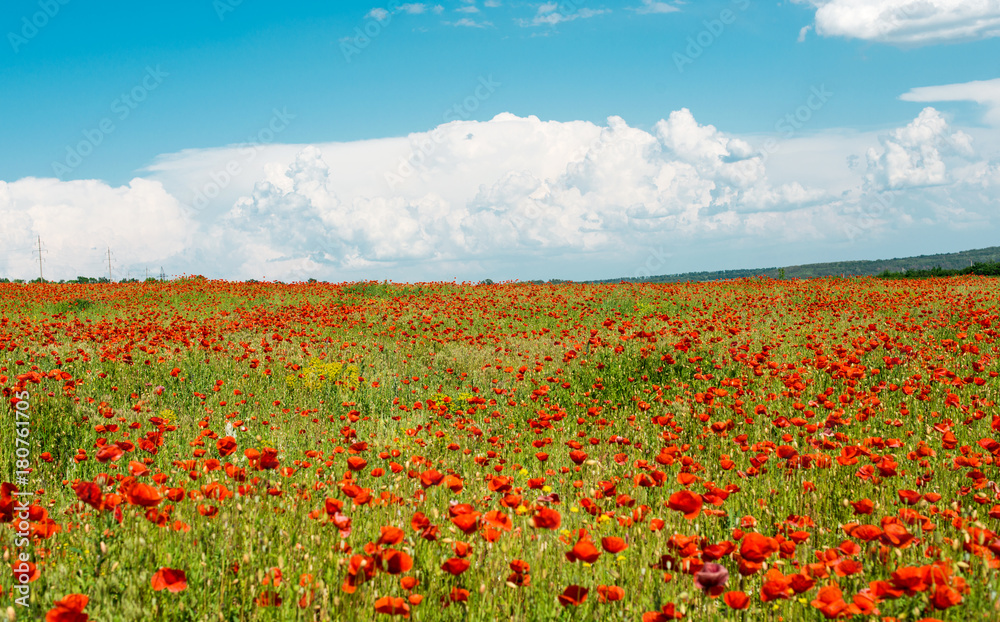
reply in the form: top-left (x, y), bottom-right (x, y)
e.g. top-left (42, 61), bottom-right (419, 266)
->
top-left (3, 276), bottom-right (1000, 621)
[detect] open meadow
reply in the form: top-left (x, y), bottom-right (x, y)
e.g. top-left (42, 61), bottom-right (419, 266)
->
top-left (2, 277), bottom-right (1000, 621)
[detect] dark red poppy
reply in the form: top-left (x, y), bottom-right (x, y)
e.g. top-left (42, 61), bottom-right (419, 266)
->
top-left (216, 436), bottom-right (238, 457)
top-left (441, 558), bottom-right (470, 576)
top-left (557, 585), bottom-right (588, 606)
top-left (151, 567), bottom-right (188, 592)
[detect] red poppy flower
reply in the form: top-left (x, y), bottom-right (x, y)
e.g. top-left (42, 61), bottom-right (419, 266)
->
top-left (73, 482), bottom-right (103, 510)
top-left (483, 510), bottom-right (512, 532)
top-left (378, 526), bottom-right (405, 545)
top-left (601, 536), bottom-right (628, 553)
top-left (880, 522), bottom-right (913, 548)
top-left (441, 558), bottom-right (470, 576)
top-left (46, 594), bottom-right (89, 622)
top-left (567, 535), bottom-right (601, 563)
top-left (739, 532), bottom-right (778, 563)
top-left (126, 482), bottom-right (162, 507)
top-left (557, 585), bottom-right (588, 606)
top-left (898, 489), bottom-right (921, 505)
top-left (12, 560), bottom-right (40, 582)
top-left (451, 512), bottom-right (480, 534)
top-left (930, 584), bottom-right (962, 610)
top-left (382, 550), bottom-right (413, 575)
top-left (530, 506), bottom-right (561, 529)
top-left (216, 436), bottom-right (238, 457)
top-left (151, 567), bottom-right (188, 592)
top-left (811, 584), bottom-right (860, 619)
top-left (374, 595), bottom-right (410, 618)
top-left (723, 591), bottom-right (750, 610)
top-left (597, 584), bottom-right (624, 602)
top-left (890, 565), bottom-right (931, 595)
top-left (400, 576), bottom-right (419, 591)
top-left (419, 469), bottom-right (444, 487)
top-left (442, 474), bottom-right (464, 492)
top-left (849, 524), bottom-right (883, 542)
top-left (258, 448), bottom-right (280, 470)
top-left (95, 444), bottom-right (124, 463)
top-left (642, 602), bottom-right (683, 620)
top-left (667, 490), bottom-right (703, 519)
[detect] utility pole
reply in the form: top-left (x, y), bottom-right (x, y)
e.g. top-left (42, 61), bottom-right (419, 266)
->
top-left (34, 235), bottom-right (44, 282)
top-left (107, 247), bottom-right (113, 282)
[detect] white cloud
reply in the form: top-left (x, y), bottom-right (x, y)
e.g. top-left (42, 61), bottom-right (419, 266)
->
top-left (365, 7), bottom-right (389, 20)
top-left (0, 177), bottom-right (193, 279)
top-left (901, 78), bottom-right (1000, 126)
top-left (793, 0), bottom-right (1000, 45)
top-left (398, 3), bottom-right (428, 14)
top-left (521, 3), bottom-right (610, 26)
top-left (198, 111), bottom-right (840, 280)
top-left (633, 0), bottom-right (680, 15)
top-left (864, 107), bottom-right (974, 190)
top-left (4, 98), bottom-right (1000, 282)
top-left (447, 17), bottom-right (492, 27)
top-left (456, 5), bottom-right (480, 13)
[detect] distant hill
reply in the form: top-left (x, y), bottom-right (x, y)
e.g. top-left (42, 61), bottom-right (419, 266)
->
top-left (594, 246), bottom-right (1000, 283)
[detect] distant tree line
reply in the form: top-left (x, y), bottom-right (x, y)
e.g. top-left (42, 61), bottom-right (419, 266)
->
top-left (875, 262), bottom-right (1000, 279)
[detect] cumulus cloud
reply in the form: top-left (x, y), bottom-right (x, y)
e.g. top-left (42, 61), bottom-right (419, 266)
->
top-left (0, 177), bottom-right (193, 279)
top-left (206, 111), bottom-right (836, 281)
top-left (4, 101), bottom-right (1000, 282)
top-left (864, 107), bottom-right (974, 190)
top-left (793, 0), bottom-right (1000, 45)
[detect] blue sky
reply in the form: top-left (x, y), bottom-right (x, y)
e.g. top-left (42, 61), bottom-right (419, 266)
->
top-left (2, 0), bottom-right (1000, 281)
